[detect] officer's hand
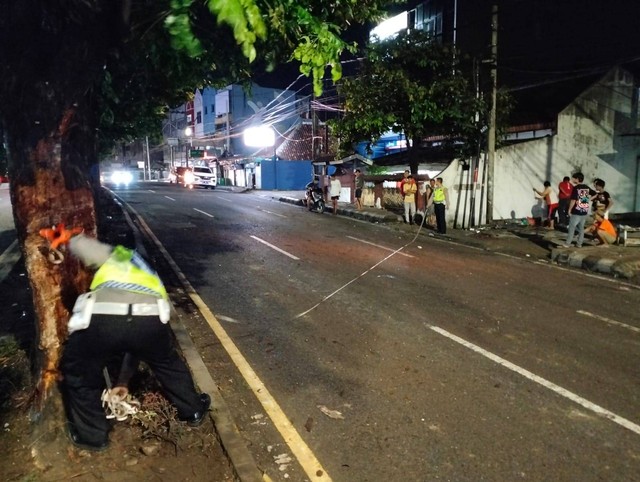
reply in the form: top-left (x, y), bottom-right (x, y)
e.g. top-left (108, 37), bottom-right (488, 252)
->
top-left (110, 385), bottom-right (129, 401)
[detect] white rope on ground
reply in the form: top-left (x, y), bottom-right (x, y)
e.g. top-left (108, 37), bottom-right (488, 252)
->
top-left (101, 389), bottom-right (141, 421)
top-left (295, 207), bottom-right (429, 319)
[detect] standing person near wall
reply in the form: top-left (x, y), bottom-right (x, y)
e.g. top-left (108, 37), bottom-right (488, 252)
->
top-left (403, 174), bottom-right (418, 225)
top-left (425, 178), bottom-right (436, 227)
top-left (592, 178), bottom-right (614, 218)
top-left (557, 176), bottom-right (573, 227)
top-left (433, 177), bottom-right (449, 234)
top-left (533, 180), bottom-right (559, 230)
top-left (354, 169), bottom-right (364, 211)
top-left (329, 172), bottom-right (341, 215)
top-left (399, 170), bottom-right (410, 199)
top-left (563, 172), bottom-right (596, 248)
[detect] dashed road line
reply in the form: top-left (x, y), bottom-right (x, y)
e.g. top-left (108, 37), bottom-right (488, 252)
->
top-left (577, 310), bottom-right (640, 334)
top-left (259, 208), bottom-right (287, 218)
top-left (347, 235), bottom-right (414, 258)
top-left (194, 208), bottom-right (214, 218)
top-left (250, 235), bottom-right (299, 260)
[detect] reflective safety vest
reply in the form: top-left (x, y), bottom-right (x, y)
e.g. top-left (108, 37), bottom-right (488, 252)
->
top-left (433, 186), bottom-right (446, 203)
top-left (90, 245), bottom-right (168, 299)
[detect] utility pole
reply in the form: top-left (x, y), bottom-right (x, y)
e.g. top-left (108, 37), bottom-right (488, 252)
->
top-left (486, 2), bottom-right (498, 224)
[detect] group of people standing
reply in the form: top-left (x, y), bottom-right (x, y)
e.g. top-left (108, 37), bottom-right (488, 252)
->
top-left (399, 170), bottom-right (448, 234)
top-left (534, 172), bottom-right (616, 247)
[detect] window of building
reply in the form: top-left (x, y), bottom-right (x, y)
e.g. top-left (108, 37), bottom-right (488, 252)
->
top-left (204, 106), bottom-right (208, 115)
top-left (196, 112), bottom-right (202, 124)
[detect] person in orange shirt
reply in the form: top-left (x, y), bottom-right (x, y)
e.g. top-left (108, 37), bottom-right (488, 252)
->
top-left (588, 211), bottom-right (617, 246)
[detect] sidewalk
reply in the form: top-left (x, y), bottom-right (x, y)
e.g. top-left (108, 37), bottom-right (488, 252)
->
top-left (259, 188), bottom-right (640, 283)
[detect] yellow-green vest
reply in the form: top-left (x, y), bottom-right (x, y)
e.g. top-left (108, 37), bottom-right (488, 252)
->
top-left (90, 245), bottom-right (167, 299)
top-left (433, 186), bottom-right (446, 203)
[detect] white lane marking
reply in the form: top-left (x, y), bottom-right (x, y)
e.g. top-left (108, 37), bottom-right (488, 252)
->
top-left (347, 235), bottom-right (414, 258)
top-left (217, 196), bottom-right (232, 202)
top-left (250, 235), bottom-right (299, 260)
top-left (216, 314), bottom-right (242, 324)
top-left (147, 189), bottom-right (156, 193)
top-left (193, 208), bottom-right (214, 218)
top-left (428, 324), bottom-right (640, 436)
top-left (165, 195), bottom-right (176, 201)
top-left (124, 202), bottom-right (332, 481)
top-left (259, 208), bottom-right (287, 218)
top-left (577, 310), bottom-right (640, 334)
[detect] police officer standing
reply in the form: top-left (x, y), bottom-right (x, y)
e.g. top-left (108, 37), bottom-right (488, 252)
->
top-left (433, 177), bottom-right (449, 234)
top-left (61, 234), bottom-right (210, 451)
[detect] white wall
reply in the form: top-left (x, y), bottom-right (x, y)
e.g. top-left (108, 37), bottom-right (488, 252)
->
top-left (440, 67), bottom-right (640, 226)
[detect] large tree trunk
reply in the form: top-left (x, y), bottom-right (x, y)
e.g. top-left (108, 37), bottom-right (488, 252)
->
top-left (8, 108), bottom-right (97, 466)
top-left (10, 110), bottom-right (96, 403)
top-left (0, 3), bottom-right (128, 463)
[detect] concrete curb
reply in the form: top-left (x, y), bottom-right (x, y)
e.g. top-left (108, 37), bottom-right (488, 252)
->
top-left (273, 192), bottom-right (640, 281)
top-left (277, 195), bottom-right (401, 223)
top-left (550, 247), bottom-right (639, 279)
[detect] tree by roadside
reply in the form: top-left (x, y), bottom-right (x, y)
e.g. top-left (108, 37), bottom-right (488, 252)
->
top-left (0, 0), bottom-right (387, 467)
top-left (330, 29), bottom-right (511, 174)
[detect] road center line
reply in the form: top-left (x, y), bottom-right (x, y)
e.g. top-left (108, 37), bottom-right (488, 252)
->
top-left (347, 235), bottom-right (414, 258)
top-left (259, 208), bottom-right (287, 218)
top-left (577, 310), bottom-right (640, 334)
top-left (193, 208), bottom-right (214, 218)
top-left (164, 195), bottom-right (176, 201)
top-left (250, 235), bottom-right (299, 260)
top-left (427, 324), bottom-right (640, 436)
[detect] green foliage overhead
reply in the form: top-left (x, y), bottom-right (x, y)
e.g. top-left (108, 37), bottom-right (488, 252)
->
top-left (167, 0), bottom-right (389, 96)
top-left (331, 29), bottom-right (510, 162)
top-left (97, 0), bottom-right (391, 149)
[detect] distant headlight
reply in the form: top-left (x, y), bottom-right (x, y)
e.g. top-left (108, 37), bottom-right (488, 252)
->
top-left (183, 171), bottom-right (195, 184)
top-left (111, 171), bottom-right (133, 185)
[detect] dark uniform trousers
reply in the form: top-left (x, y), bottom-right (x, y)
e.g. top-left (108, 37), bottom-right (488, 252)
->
top-left (61, 313), bottom-right (202, 445)
top-left (435, 203), bottom-right (447, 234)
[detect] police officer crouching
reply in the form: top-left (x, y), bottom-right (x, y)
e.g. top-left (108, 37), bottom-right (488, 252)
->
top-left (61, 234), bottom-right (210, 451)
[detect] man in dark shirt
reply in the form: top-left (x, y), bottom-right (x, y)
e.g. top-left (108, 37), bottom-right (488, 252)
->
top-left (592, 178), bottom-right (614, 218)
top-left (563, 172), bottom-right (596, 248)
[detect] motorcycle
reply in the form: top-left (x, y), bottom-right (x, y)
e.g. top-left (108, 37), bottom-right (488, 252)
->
top-left (305, 181), bottom-right (325, 213)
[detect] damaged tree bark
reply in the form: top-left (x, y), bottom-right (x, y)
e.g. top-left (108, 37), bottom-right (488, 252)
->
top-left (0, 1), bottom-right (130, 462)
top-left (10, 110), bottom-right (96, 407)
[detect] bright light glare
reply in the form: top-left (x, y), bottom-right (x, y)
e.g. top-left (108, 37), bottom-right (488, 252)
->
top-left (243, 126), bottom-right (275, 147)
top-left (111, 171), bottom-right (133, 185)
top-left (184, 126), bottom-right (193, 137)
top-left (370, 12), bottom-right (407, 41)
top-left (183, 171), bottom-right (195, 184)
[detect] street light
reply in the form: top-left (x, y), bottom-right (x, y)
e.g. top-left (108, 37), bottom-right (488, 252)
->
top-left (244, 126), bottom-right (277, 189)
top-left (243, 126), bottom-right (275, 149)
top-left (184, 126), bottom-right (193, 167)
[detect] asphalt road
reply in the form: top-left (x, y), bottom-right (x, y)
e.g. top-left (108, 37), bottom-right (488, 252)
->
top-left (103, 182), bottom-right (640, 482)
top-left (2, 182), bottom-right (639, 481)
